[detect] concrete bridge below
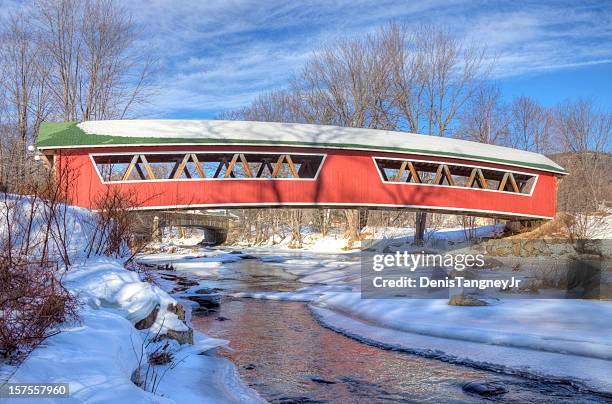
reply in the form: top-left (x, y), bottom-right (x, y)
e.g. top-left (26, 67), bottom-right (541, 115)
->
top-left (133, 211), bottom-right (231, 245)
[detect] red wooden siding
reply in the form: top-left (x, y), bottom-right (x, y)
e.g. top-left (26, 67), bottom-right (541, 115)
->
top-left (57, 145), bottom-right (558, 219)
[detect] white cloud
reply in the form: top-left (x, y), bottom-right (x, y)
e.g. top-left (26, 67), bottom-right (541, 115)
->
top-left (4, 0), bottom-right (611, 117)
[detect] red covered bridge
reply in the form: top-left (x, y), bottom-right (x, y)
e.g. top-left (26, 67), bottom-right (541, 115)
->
top-left (35, 120), bottom-right (566, 220)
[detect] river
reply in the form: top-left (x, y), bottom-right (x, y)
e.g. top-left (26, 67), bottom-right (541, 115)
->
top-left (150, 251), bottom-right (609, 403)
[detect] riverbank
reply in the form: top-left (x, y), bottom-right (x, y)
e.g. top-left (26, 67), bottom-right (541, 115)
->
top-left (0, 196), bottom-right (261, 404)
top-left (1, 256), bottom-right (262, 403)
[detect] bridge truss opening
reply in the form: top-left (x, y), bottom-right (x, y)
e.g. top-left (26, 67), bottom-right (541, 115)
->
top-left (92, 152), bottom-right (325, 182)
top-left (374, 158), bottom-right (537, 195)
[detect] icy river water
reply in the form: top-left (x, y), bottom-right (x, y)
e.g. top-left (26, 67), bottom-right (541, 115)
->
top-left (155, 251), bottom-right (609, 403)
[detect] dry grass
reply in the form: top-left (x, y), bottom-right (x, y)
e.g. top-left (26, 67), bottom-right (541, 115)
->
top-left (507, 213), bottom-right (573, 240)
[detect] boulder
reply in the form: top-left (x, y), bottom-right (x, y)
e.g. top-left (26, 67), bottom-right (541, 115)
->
top-left (166, 327), bottom-right (194, 345)
top-left (134, 305), bottom-right (159, 330)
top-left (462, 381), bottom-right (508, 397)
top-left (186, 294), bottom-right (221, 309)
top-left (448, 294), bottom-right (488, 306)
top-left (448, 269), bottom-right (478, 280)
top-left (167, 302), bottom-right (186, 321)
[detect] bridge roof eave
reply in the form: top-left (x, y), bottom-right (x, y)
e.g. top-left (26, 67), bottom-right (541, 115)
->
top-left (35, 120), bottom-right (567, 175)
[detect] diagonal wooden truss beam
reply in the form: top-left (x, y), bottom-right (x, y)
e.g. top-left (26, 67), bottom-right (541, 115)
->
top-left (256, 159), bottom-right (274, 178)
top-left (406, 161), bottom-right (421, 183)
top-left (466, 168), bottom-right (488, 189)
top-left (173, 154), bottom-right (191, 179)
top-left (430, 164), bottom-right (456, 186)
top-left (134, 163), bottom-right (146, 180)
top-left (466, 168), bottom-right (477, 188)
top-left (432, 165), bottom-right (442, 184)
top-left (191, 154), bottom-right (206, 178)
top-left (122, 155), bottom-right (139, 181)
top-left (272, 155), bottom-right (286, 178)
top-left (498, 172), bottom-right (520, 192)
top-left (476, 169), bottom-right (489, 189)
top-left (224, 154), bottom-right (239, 178)
top-left (394, 161), bottom-right (408, 182)
top-left (213, 161), bottom-right (225, 178)
top-left (139, 155), bottom-right (156, 180)
top-left (285, 155), bottom-right (299, 178)
top-left (239, 153), bottom-right (253, 178)
top-left (442, 164), bottom-right (455, 186)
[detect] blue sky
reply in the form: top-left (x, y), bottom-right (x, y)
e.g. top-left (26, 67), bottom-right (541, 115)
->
top-left (4, 0), bottom-right (612, 118)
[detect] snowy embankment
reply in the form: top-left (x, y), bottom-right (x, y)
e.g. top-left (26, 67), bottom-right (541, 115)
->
top-left (7, 258), bottom-right (258, 403)
top-left (0, 197), bottom-right (260, 403)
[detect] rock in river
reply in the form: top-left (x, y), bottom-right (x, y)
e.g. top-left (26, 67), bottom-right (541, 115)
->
top-left (462, 381), bottom-right (508, 397)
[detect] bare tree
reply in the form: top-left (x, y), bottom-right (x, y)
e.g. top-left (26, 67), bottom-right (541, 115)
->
top-left (553, 99), bottom-right (611, 238)
top-left (220, 89), bottom-right (302, 124)
top-left (35, 0), bottom-right (155, 121)
top-left (387, 24), bottom-right (489, 243)
top-left (221, 23), bottom-right (491, 244)
top-left (457, 84), bottom-right (508, 145)
top-left (0, 0), bottom-right (155, 193)
top-left (509, 96), bottom-right (552, 153)
top-left (291, 28), bottom-right (405, 240)
top-left (0, 11), bottom-right (50, 190)
top-left (292, 31), bottom-right (396, 130)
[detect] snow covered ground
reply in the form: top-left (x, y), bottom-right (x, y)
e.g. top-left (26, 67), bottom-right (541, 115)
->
top-left (6, 196), bottom-right (610, 402)
top-left (0, 197), bottom-right (261, 403)
top-left (4, 258), bottom-right (260, 403)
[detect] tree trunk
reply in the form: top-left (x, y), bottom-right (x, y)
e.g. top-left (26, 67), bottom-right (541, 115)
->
top-left (415, 211), bottom-right (427, 244)
top-left (321, 209), bottom-right (331, 236)
top-left (289, 209), bottom-right (303, 248)
top-left (344, 209), bottom-right (360, 241)
top-left (358, 208), bottom-right (369, 230)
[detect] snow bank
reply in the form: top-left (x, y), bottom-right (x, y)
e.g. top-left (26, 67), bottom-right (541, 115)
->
top-left (9, 305), bottom-right (161, 403)
top-left (5, 257), bottom-right (260, 403)
top-left (66, 258), bottom-right (187, 334)
top-left (0, 194), bottom-right (108, 259)
top-left (314, 294), bottom-right (612, 360)
top-left (311, 306), bottom-right (612, 394)
top-left (0, 194), bottom-right (261, 403)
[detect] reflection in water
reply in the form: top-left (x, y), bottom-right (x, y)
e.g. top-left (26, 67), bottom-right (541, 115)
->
top-left (193, 298), bottom-right (605, 403)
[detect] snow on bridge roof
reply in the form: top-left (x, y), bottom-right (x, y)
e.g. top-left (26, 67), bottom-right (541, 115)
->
top-left (36, 120), bottom-right (566, 174)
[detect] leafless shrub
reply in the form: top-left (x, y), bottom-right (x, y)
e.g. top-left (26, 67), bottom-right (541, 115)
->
top-left (131, 324), bottom-right (184, 395)
top-left (0, 188), bottom-right (78, 362)
top-left (85, 187), bottom-right (143, 260)
top-left (458, 215), bottom-right (478, 242)
top-left (0, 257), bottom-right (77, 361)
top-left (534, 265), bottom-right (567, 290)
top-left (148, 347), bottom-right (174, 366)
